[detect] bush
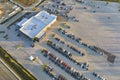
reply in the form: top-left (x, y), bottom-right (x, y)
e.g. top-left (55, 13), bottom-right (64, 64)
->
top-left (58, 27), bottom-right (62, 31)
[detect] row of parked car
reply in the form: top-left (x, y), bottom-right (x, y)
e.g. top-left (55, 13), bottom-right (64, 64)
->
top-left (47, 40), bottom-right (73, 59)
top-left (44, 0), bottom-right (72, 18)
top-left (53, 36), bottom-right (85, 56)
top-left (88, 46), bottom-right (103, 55)
top-left (92, 72), bottom-right (106, 80)
top-left (76, 0), bottom-right (84, 3)
top-left (43, 65), bottom-right (67, 80)
top-left (47, 40), bottom-right (89, 70)
top-left (57, 28), bottom-right (82, 42)
top-left (58, 28), bottom-right (91, 47)
top-left (44, 65), bottom-right (55, 78)
top-left (58, 28), bottom-right (88, 46)
top-left (68, 45), bottom-right (85, 56)
top-left (57, 28), bottom-right (105, 55)
top-left (42, 49), bottom-right (90, 80)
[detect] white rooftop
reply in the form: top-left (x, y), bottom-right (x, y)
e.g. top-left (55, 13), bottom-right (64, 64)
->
top-left (20, 11), bottom-right (57, 39)
top-left (17, 18), bottom-right (28, 27)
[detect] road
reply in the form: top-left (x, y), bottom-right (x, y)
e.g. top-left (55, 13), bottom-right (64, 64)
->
top-left (0, 59), bottom-right (18, 80)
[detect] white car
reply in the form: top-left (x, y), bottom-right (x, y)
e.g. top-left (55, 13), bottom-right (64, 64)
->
top-left (29, 56), bottom-right (36, 61)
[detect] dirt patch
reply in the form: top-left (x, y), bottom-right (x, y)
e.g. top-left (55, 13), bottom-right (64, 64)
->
top-left (14, 0), bottom-right (36, 6)
top-left (0, 10), bottom-right (3, 18)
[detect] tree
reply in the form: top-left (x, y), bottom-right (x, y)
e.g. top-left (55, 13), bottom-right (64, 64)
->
top-left (17, 44), bottom-right (22, 49)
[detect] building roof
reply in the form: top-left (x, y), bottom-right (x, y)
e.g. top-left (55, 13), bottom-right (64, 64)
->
top-left (20, 11), bottom-right (57, 39)
top-left (17, 18), bottom-right (28, 27)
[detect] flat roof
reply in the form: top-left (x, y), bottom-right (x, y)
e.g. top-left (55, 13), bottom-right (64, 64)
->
top-left (20, 11), bottom-right (57, 39)
top-left (17, 18), bottom-right (28, 27)
top-left (35, 11), bottom-right (56, 25)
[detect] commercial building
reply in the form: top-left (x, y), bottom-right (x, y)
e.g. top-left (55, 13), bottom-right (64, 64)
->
top-left (19, 10), bottom-right (57, 40)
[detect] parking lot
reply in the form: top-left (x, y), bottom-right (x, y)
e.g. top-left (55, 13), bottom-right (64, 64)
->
top-left (0, 0), bottom-right (120, 80)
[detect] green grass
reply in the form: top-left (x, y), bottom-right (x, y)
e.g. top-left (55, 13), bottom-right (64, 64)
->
top-left (0, 46), bottom-right (37, 80)
top-left (42, 64), bottom-right (48, 70)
